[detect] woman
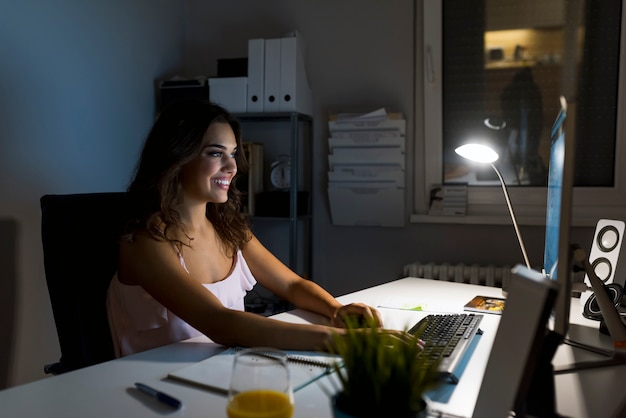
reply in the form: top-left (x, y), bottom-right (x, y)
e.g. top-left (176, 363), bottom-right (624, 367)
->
top-left (106, 100), bottom-right (382, 357)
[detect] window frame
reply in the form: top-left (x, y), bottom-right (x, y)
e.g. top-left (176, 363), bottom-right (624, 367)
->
top-left (412, 0), bottom-right (626, 227)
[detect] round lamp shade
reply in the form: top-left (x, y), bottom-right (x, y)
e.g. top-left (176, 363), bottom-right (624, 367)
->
top-left (455, 143), bottom-right (499, 164)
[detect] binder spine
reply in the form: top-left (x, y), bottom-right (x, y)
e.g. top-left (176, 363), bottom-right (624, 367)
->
top-left (247, 38), bottom-right (265, 112)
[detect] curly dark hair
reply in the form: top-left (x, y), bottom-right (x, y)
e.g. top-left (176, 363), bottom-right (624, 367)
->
top-left (124, 99), bottom-right (250, 254)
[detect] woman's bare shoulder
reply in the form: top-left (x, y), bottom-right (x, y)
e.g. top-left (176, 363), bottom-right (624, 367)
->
top-left (118, 230), bottom-right (183, 281)
top-left (120, 229), bottom-right (163, 251)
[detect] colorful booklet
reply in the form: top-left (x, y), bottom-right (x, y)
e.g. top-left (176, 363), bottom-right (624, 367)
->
top-left (464, 295), bottom-right (506, 315)
top-left (167, 347), bottom-right (342, 394)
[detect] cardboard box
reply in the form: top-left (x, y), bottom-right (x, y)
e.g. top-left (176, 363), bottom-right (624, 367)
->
top-left (209, 77), bottom-right (247, 113)
top-left (158, 78), bottom-right (209, 111)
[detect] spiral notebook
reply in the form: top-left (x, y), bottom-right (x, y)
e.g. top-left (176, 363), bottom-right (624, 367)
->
top-left (167, 347), bottom-right (342, 393)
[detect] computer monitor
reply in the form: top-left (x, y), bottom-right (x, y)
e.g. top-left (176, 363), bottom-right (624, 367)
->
top-left (473, 265), bottom-right (559, 417)
top-left (542, 100), bottom-right (626, 372)
top-left (543, 96), bottom-right (575, 338)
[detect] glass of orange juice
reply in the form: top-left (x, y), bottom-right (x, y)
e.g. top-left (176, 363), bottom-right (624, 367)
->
top-left (227, 347), bottom-right (294, 418)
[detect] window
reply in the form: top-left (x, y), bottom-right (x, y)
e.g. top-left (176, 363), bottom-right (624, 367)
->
top-left (413, 0), bottom-right (626, 225)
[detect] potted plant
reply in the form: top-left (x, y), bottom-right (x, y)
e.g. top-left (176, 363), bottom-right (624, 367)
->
top-left (328, 318), bottom-right (441, 418)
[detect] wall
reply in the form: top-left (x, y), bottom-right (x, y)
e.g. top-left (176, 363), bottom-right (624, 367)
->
top-left (0, 0), bottom-right (597, 389)
top-left (0, 0), bottom-right (185, 386)
top-left (183, 0), bottom-right (595, 297)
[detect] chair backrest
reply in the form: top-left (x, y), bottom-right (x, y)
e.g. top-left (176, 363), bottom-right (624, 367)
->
top-left (40, 192), bottom-right (130, 374)
top-left (0, 219), bottom-right (17, 388)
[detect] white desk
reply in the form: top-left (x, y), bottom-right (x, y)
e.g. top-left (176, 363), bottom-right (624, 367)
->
top-left (0, 277), bottom-right (624, 418)
top-left (553, 301), bottom-right (626, 418)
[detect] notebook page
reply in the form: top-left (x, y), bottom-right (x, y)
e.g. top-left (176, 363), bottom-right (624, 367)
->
top-left (167, 347), bottom-right (342, 394)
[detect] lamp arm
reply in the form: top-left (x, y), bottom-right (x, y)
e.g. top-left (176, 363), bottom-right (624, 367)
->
top-left (490, 163), bottom-right (532, 269)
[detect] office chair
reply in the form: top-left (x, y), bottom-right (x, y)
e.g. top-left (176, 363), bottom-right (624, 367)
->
top-left (0, 219), bottom-right (17, 389)
top-left (40, 192), bottom-right (130, 375)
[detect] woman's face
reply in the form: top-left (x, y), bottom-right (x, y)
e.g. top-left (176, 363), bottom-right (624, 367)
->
top-left (179, 122), bottom-right (238, 204)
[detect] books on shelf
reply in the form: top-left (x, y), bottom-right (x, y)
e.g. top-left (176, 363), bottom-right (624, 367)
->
top-left (236, 142), bottom-right (264, 215)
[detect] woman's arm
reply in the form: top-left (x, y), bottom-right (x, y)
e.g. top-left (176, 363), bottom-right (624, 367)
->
top-left (241, 235), bottom-right (383, 327)
top-left (118, 234), bottom-right (342, 350)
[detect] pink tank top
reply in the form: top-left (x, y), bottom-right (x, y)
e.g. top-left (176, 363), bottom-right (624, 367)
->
top-left (106, 250), bottom-right (256, 357)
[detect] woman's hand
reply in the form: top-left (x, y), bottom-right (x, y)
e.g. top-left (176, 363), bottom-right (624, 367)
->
top-left (330, 303), bottom-right (383, 328)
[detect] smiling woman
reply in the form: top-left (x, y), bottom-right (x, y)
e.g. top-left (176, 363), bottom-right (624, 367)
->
top-left (179, 122), bottom-right (239, 204)
top-left (104, 99), bottom-right (389, 359)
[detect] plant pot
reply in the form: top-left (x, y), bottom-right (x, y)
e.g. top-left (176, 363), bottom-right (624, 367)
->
top-left (330, 392), bottom-right (426, 418)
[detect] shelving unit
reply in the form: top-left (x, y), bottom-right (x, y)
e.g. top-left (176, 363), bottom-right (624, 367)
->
top-left (235, 112), bottom-right (313, 280)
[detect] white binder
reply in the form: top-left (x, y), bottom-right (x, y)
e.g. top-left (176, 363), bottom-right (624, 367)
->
top-left (247, 38), bottom-right (265, 112)
top-left (279, 33), bottom-right (313, 115)
top-left (263, 38), bottom-right (281, 112)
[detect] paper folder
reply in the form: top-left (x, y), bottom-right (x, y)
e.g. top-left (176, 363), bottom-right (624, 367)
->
top-left (247, 38), bottom-right (265, 112)
top-left (327, 110), bottom-right (407, 227)
top-left (328, 118), bottom-right (406, 134)
top-left (328, 165), bottom-right (405, 186)
top-left (279, 33), bottom-right (313, 116)
top-left (263, 38), bottom-right (281, 112)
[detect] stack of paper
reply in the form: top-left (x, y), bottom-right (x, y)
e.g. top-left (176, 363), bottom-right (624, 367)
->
top-left (428, 183), bottom-right (468, 216)
top-left (327, 109), bottom-right (406, 227)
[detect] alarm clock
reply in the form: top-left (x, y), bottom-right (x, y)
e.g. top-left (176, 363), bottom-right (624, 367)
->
top-left (270, 156), bottom-right (291, 190)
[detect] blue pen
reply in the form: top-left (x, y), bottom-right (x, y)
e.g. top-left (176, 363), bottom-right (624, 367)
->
top-left (135, 382), bottom-right (182, 409)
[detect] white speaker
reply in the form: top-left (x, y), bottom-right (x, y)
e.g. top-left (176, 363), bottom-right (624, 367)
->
top-left (583, 219), bottom-right (626, 287)
top-left (580, 219), bottom-right (626, 318)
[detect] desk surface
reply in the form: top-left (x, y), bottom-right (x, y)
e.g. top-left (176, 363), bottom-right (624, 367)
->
top-left (1, 277), bottom-right (624, 418)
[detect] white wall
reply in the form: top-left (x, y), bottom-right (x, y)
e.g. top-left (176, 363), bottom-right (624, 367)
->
top-left (0, 0), bottom-right (185, 386)
top-left (0, 0), bottom-right (596, 389)
top-left (183, 0), bottom-right (422, 297)
top-left (182, 0), bottom-right (595, 297)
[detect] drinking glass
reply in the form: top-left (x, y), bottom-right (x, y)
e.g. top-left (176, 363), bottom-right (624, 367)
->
top-left (226, 347), bottom-right (294, 418)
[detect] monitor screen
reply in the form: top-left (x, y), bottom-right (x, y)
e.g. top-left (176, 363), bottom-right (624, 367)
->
top-left (543, 96), bottom-right (575, 337)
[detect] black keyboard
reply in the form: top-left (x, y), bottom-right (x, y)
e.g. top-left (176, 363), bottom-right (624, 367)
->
top-left (409, 313), bottom-right (483, 383)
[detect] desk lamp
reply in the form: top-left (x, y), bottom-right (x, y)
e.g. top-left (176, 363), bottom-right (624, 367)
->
top-left (455, 143), bottom-right (532, 270)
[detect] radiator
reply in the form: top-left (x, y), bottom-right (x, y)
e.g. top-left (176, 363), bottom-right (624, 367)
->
top-left (403, 261), bottom-right (513, 287)
top-left (403, 261), bottom-right (587, 290)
